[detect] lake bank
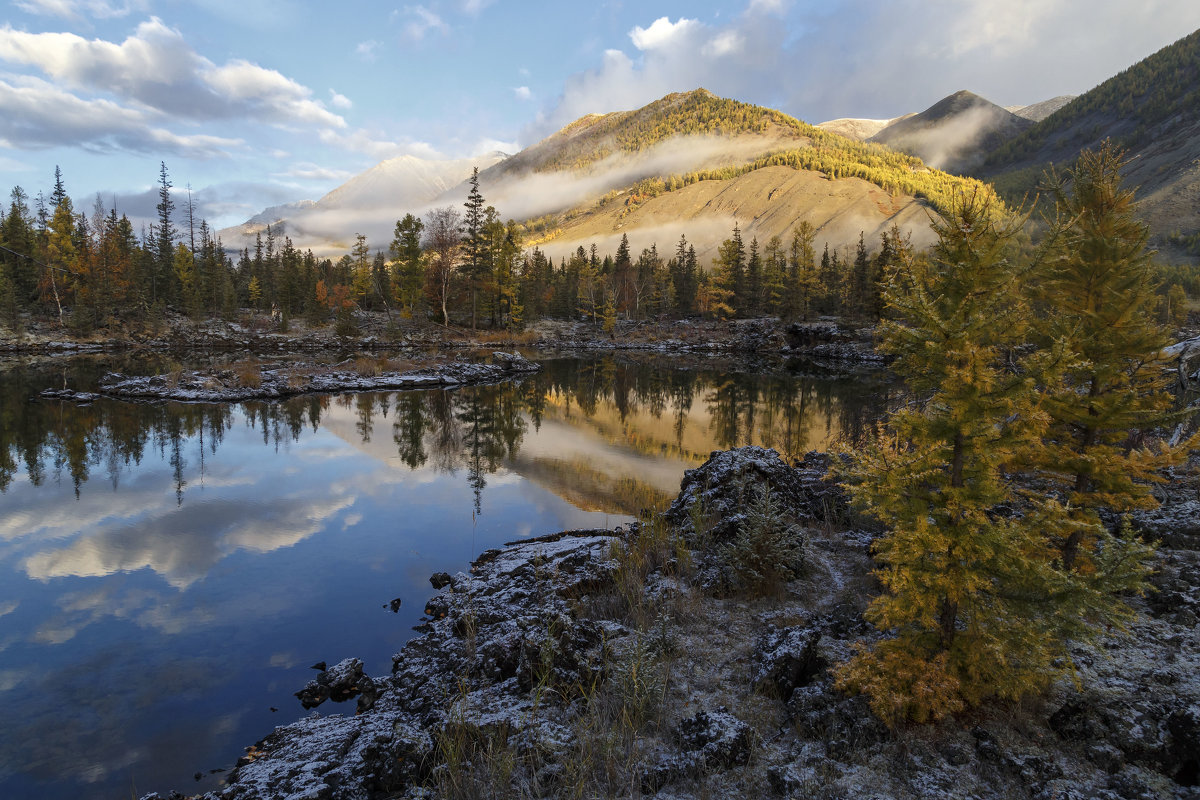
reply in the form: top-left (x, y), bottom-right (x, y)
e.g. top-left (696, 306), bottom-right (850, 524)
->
top-left (148, 445), bottom-right (1200, 800)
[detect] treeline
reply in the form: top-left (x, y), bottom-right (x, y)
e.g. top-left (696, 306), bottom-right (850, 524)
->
top-left (0, 162), bottom-right (333, 333)
top-left (2, 156), bottom-right (1190, 336)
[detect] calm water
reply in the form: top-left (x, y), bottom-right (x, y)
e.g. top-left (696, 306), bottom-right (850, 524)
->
top-left (0, 352), bottom-right (891, 799)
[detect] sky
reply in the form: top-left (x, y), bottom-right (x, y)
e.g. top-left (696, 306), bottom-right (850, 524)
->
top-left (1, 0), bottom-right (1199, 235)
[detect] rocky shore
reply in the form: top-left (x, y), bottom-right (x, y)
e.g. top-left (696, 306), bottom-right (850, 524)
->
top-left (143, 446), bottom-right (1200, 800)
top-left (38, 351), bottom-right (540, 403)
top-left (0, 311), bottom-right (887, 367)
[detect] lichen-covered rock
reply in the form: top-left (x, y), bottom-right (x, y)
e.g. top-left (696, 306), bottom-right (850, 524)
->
top-left (293, 658), bottom-right (376, 711)
top-left (81, 357), bottom-right (541, 404)
top-left (752, 625), bottom-right (827, 700)
top-left (666, 446), bottom-right (816, 541)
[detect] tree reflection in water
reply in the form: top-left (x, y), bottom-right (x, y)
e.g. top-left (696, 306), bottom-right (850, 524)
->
top-left (2, 355), bottom-right (895, 516)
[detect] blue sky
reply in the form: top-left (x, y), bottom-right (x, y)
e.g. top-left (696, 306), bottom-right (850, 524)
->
top-left (1, 0), bottom-right (1199, 232)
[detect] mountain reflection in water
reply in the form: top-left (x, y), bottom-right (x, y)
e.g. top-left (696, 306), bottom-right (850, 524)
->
top-left (0, 353), bottom-right (892, 800)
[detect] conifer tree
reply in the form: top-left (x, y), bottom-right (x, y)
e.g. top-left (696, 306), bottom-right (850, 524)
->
top-left (787, 222), bottom-right (819, 320)
top-left (391, 213), bottom-right (424, 318)
top-left (1030, 143), bottom-right (1198, 568)
top-left (836, 190), bottom-right (1151, 725)
top-left (461, 167), bottom-right (486, 329)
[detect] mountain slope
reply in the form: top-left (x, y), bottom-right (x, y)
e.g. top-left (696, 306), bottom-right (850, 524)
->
top-left (978, 28), bottom-right (1200, 253)
top-left (869, 90), bottom-right (1033, 172)
top-left (220, 153), bottom-right (505, 254)
top-left (816, 115), bottom-right (914, 142)
top-left (1006, 95), bottom-right (1076, 123)
top-left (503, 89), bottom-right (999, 261)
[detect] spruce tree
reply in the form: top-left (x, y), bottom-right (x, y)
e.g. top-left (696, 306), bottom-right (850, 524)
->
top-left (391, 213), bottom-right (424, 318)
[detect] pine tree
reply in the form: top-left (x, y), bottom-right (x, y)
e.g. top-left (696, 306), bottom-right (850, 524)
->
top-left (835, 190), bottom-right (1151, 725)
top-left (714, 223), bottom-right (745, 316)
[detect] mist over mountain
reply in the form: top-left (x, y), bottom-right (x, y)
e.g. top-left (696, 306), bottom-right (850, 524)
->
top-left (219, 154), bottom-right (505, 255)
top-left (219, 24), bottom-right (1200, 268)
top-left (868, 90), bottom-right (1034, 173)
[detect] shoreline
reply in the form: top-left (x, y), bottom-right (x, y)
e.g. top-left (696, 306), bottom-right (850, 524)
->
top-left (142, 446), bottom-right (1200, 800)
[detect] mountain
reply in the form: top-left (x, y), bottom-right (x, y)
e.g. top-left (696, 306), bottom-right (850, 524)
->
top-left (483, 89), bottom-right (999, 261)
top-left (220, 153), bottom-right (506, 255)
top-left (868, 90), bottom-right (1034, 173)
top-left (1006, 95), bottom-right (1076, 123)
top-left (221, 89), bottom-right (999, 263)
top-left (816, 114), bottom-right (915, 141)
top-left (978, 28), bottom-right (1200, 256)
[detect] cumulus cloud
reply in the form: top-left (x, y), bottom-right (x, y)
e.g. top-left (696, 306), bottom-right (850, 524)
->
top-left (513, 85), bottom-right (532, 101)
top-left (329, 89), bottom-right (353, 109)
top-left (629, 17), bottom-right (699, 51)
top-left (0, 76), bottom-right (241, 157)
top-left (0, 19), bottom-right (346, 128)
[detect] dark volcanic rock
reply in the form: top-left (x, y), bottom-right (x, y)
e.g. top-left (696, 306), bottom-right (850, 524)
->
top-left (294, 658), bottom-right (373, 710)
top-left (753, 625), bottom-right (827, 700)
top-left (666, 446), bottom-right (816, 541)
top-left (77, 353), bottom-right (540, 404)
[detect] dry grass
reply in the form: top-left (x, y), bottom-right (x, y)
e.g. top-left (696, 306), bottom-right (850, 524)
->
top-left (472, 329), bottom-right (541, 345)
top-left (232, 357), bottom-right (262, 388)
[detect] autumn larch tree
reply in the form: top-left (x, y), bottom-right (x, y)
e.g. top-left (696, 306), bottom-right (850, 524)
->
top-left (836, 189), bottom-right (1152, 725)
top-left (1029, 143), bottom-right (1198, 569)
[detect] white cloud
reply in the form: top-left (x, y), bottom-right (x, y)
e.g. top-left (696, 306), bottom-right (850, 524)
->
top-left (703, 30), bottom-right (744, 57)
top-left (318, 127), bottom-right (444, 161)
top-left (629, 17), bottom-right (699, 51)
top-left (14, 0), bottom-right (147, 20)
top-left (279, 162), bottom-right (355, 182)
top-left (461, 0), bottom-right (495, 15)
top-left (329, 89), bottom-right (353, 109)
top-left (402, 5), bottom-right (450, 41)
top-left (0, 76), bottom-right (241, 157)
top-left (356, 39), bottom-right (381, 61)
top-left (747, 0), bottom-right (788, 14)
top-left (0, 18), bottom-right (346, 128)
top-left (513, 85), bottom-right (532, 101)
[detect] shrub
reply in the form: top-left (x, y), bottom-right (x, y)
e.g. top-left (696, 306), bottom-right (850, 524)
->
top-left (719, 486), bottom-right (806, 597)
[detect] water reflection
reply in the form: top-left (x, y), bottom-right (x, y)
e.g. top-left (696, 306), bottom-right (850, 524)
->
top-left (0, 353), bottom-right (892, 800)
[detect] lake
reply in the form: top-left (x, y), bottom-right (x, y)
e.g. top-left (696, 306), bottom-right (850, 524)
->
top-left (0, 351), bottom-right (891, 799)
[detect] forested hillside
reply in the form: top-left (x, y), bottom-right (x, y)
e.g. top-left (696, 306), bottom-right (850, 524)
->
top-left (978, 28), bottom-right (1200, 256)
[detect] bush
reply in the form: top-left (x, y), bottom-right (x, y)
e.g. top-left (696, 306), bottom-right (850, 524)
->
top-left (719, 486), bottom-right (806, 597)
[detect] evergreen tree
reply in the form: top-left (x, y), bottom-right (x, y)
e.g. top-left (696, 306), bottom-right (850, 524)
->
top-left (745, 237), bottom-right (762, 316)
top-left (787, 222), bottom-right (819, 320)
top-left (714, 223), bottom-right (745, 317)
top-left (154, 161), bottom-right (177, 307)
top-left (461, 167), bottom-right (486, 329)
top-left (391, 213), bottom-right (425, 318)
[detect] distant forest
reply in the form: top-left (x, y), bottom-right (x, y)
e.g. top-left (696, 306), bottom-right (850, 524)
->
top-left (0, 161), bottom-right (1194, 336)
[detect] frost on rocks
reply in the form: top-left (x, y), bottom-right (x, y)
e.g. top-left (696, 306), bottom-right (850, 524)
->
top-left (666, 446), bottom-right (823, 541)
top-left (145, 447), bottom-right (1200, 800)
top-left (43, 353), bottom-right (539, 404)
